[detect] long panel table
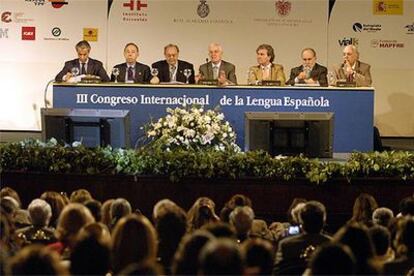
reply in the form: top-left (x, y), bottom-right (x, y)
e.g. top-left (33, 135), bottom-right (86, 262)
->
top-left (53, 84), bottom-right (374, 153)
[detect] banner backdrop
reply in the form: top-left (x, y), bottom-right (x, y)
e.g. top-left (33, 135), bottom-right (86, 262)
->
top-left (0, 0), bottom-right (413, 137)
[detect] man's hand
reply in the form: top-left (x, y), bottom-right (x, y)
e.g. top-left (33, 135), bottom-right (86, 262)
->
top-left (63, 72), bottom-right (73, 82)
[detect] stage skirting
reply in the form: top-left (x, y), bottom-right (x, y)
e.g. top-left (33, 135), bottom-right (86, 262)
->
top-left (53, 84), bottom-right (374, 153)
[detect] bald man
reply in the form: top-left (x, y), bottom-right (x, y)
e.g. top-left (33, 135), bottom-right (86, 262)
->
top-left (198, 43), bottom-right (237, 85)
top-left (336, 45), bottom-right (372, 87)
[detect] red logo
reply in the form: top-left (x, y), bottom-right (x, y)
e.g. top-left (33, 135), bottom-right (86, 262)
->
top-left (1, 11), bottom-right (12, 23)
top-left (49, 0), bottom-right (68, 9)
top-left (275, 0), bottom-right (291, 17)
top-left (22, 26), bottom-right (36, 40)
top-left (123, 0), bottom-right (147, 11)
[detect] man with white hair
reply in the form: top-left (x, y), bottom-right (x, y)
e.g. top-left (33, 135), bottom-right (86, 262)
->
top-left (198, 42), bottom-right (237, 85)
top-left (16, 199), bottom-right (56, 245)
top-left (336, 45), bottom-right (372, 86)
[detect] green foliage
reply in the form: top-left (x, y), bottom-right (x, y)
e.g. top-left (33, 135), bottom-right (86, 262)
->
top-left (1, 139), bottom-right (413, 184)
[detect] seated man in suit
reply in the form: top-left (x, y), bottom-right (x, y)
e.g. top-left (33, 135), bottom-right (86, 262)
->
top-left (336, 45), bottom-right (372, 87)
top-left (274, 201), bottom-right (331, 275)
top-left (198, 43), bottom-right (237, 85)
top-left (286, 48), bottom-right (328, 87)
top-left (248, 44), bottom-right (286, 86)
top-left (55, 40), bottom-right (109, 82)
top-left (151, 44), bottom-right (195, 84)
top-left (110, 42), bottom-right (151, 83)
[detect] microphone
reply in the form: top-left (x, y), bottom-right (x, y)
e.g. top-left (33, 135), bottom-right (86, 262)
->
top-left (43, 79), bottom-right (55, 109)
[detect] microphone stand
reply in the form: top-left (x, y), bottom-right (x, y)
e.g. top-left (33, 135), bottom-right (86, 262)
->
top-left (43, 79), bottom-right (55, 109)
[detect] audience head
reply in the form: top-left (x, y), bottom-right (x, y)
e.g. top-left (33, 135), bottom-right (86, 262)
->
top-left (111, 214), bottom-right (157, 273)
top-left (202, 221), bottom-right (237, 240)
top-left (199, 238), bottom-right (243, 275)
top-left (100, 198), bottom-right (114, 228)
top-left (398, 196), bottom-right (414, 217)
top-left (124, 42), bottom-right (139, 64)
top-left (70, 189), bottom-right (92, 204)
top-left (55, 203), bottom-right (95, 246)
top-left (0, 187), bottom-right (22, 208)
top-left (220, 194), bottom-right (252, 222)
top-left (394, 217), bottom-right (414, 256)
top-left (208, 42), bottom-right (223, 64)
top-left (164, 44), bottom-right (180, 66)
top-left (0, 196), bottom-right (19, 215)
top-left (351, 193), bottom-right (378, 226)
top-left (75, 40), bottom-right (91, 63)
top-left (309, 243), bottom-right (356, 275)
top-left (40, 191), bottom-right (67, 228)
top-left (241, 238), bottom-right (274, 275)
top-left (152, 198), bottom-right (178, 223)
top-left (299, 201), bottom-right (326, 234)
top-left (368, 225), bottom-right (391, 257)
top-left (187, 197), bottom-right (219, 232)
top-left (84, 199), bottom-right (102, 222)
top-left (229, 206), bottom-right (254, 241)
top-left (172, 230), bottom-right (215, 275)
top-left (7, 244), bottom-right (67, 275)
top-left (110, 198), bottom-right (132, 228)
top-left (373, 207), bottom-right (394, 227)
top-left (256, 44), bottom-right (275, 65)
top-left (79, 222), bottom-right (111, 246)
top-left (27, 199), bottom-right (52, 227)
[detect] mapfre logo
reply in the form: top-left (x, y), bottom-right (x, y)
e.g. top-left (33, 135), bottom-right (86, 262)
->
top-left (22, 26), bottom-right (36, 40)
top-left (1, 11), bottom-right (12, 23)
top-left (0, 28), bottom-right (9, 39)
top-left (123, 0), bottom-right (147, 10)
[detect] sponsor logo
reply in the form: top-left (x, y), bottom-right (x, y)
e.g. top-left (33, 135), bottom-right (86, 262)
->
top-left (52, 27), bottom-right (61, 37)
top-left (49, 0), bottom-right (68, 9)
top-left (0, 28), bottom-right (9, 39)
top-left (275, 0), bottom-right (292, 17)
top-left (373, 0), bottom-right (403, 15)
top-left (338, 37), bottom-right (358, 47)
top-left (83, 28), bottom-right (98, 42)
top-left (352, 22), bottom-right (382, 32)
top-left (44, 26), bottom-right (69, 41)
top-left (197, 0), bottom-right (210, 18)
top-left (22, 26), bottom-right (36, 40)
top-left (14, 12), bottom-right (35, 23)
top-left (122, 0), bottom-right (148, 22)
top-left (371, 39), bottom-right (404, 48)
top-left (25, 0), bottom-right (46, 6)
top-left (1, 11), bottom-right (12, 23)
top-left (404, 23), bottom-right (414, 34)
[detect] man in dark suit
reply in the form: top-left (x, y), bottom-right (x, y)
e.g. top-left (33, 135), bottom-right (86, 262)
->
top-left (274, 201), bottom-right (331, 274)
top-left (110, 43), bottom-right (150, 83)
top-left (198, 43), bottom-right (237, 85)
top-left (55, 40), bottom-right (109, 82)
top-left (151, 44), bottom-right (195, 84)
top-left (336, 45), bottom-right (372, 87)
top-left (286, 48), bottom-right (328, 86)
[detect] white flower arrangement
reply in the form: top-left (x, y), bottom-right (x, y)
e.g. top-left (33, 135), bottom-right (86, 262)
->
top-left (145, 106), bottom-right (240, 151)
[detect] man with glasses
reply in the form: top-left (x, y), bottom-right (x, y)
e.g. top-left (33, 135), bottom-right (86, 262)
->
top-left (286, 48), bottom-right (327, 87)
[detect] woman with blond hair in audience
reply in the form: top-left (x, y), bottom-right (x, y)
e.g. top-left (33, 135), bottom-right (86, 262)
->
top-left (187, 197), bottom-right (220, 232)
top-left (111, 214), bottom-right (157, 273)
top-left (349, 193), bottom-right (378, 227)
top-left (40, 191), bottom-right (68, 228)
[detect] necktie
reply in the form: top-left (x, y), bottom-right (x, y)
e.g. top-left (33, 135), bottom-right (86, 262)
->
top-left (127, 66), bottom-right (134, 81)
top-left (81, 63), bottom-right (86, 75)
top-left (213, 65), bottom-right (219, 80)
top-left (169, 65), bottom-right (176, 81)
top-left (262, 66), bottom-right (270, 80)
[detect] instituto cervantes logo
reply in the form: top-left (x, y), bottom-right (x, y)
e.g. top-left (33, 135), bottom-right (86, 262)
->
top-left (197, 0), bottom-right (210, 18)
top-left (22, 26), bottom-right (36, 40)
top-left (122, 0), bottom-right (148, 22)
top-left (275, 0), bottom-right (291, 17)
top-left (83, 28), bottom-right (98, 42)
top-left (0, 28), bottom-right (9, 39)
top-left (1, 12), bottom-right (12, 23)
top-left (338, 37), bottom-right (359, 47)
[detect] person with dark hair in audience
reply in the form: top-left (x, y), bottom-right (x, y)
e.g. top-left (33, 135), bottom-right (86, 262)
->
top-left (111, 214), bottom-right (157, 274)
top-left (307, 243), bottom-right (356, 275)
top-left (0, 196), bottom-right (31, 229)
top-left (40, 191), bottom-right (67, 228)
top-left (373, 207), bottom-right (394, 228)
top-left (84, 199), bottom-right (102, 222)
top-left (7, 244), bottom-right (68, 275)
top-left (16, 199), bottom-right (56, 245)
top-left (69, 188), bottom-right (93, 204)
top-left (0, 187), bottom-right (22, 208)
top-left (119, 260), bottom-right (164, 275)
top-left (229, 206), bottom-right (255, 243)
top-left (199, 238), bottom-right (244, 275)
top-left (368, 225), bottom-right (395, 266)
top-left (172, 230), bottom-right (215, 275)
top-left (70, 234), bottom-right (111, 275)
top-left (349, 193), bottom-right (378, 227)
top-left (111, 42), bottom-right (151, 83)
top-left (187, 197), bottom-right (220, 232)
top-left (153, 202), bottom-right (187, 274)
top-left (55, 40), bottom-right (110, 82)
top-left (220, 194), bottom-right (252, 223)
top-left (383, 217), bottom-right (414, 275)
top-left (202, 221), bottom-right (238, 240)
top-left (274, 201), bottom-right (331, 275)
top-left (241, 238), bottom-right (274, 275)
top-left (333, 222), bottom-right (379, 274)
top-left (398, 196), bottom-right (414, 217)
top-left (110, 197), bottom-right (132, 230)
